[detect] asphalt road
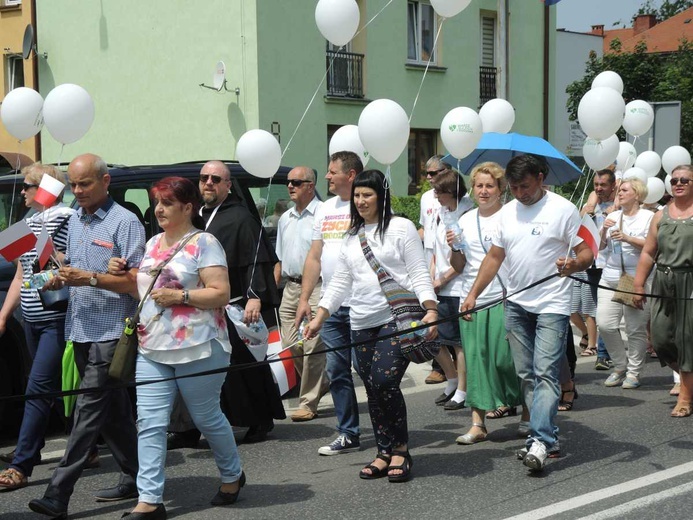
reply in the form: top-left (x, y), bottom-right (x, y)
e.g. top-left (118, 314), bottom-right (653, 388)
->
top-left (1, 344), bottom-right (691, 520)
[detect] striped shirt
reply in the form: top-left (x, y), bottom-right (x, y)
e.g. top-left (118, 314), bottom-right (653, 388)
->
top-left (19, 204), bottom-right (76, 322)
top-left (64, 198), bottom-right (146, 343)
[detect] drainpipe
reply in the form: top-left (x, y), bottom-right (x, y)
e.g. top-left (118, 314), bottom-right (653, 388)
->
top-left (543, 3), bottom-right (550, 140)
top-left (31, 0), bottom-right (41, 162)
top-left (498, 0), bottom-right (509, 99)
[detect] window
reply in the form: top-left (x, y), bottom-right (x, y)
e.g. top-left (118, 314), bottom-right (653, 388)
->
top-left (4, 54), bottom-right (24, 94)
top-left (479, 16), bottom-right (497, 105)
top-left (326, 42), bottom-right (364, 98)
top-left (407, 1), bottom-right (437, 64)
top-left (407, 129), bottom-right (437, 194)
top-left (2, 0), bottom-right (22, 6)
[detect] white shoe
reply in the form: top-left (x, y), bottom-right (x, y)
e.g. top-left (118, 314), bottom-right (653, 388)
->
top-left (523, 441), bottom-right (547, 472)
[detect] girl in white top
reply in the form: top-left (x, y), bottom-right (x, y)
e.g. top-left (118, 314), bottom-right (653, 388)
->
top-left (449, 162), bottom-right (521, 445)
top-left (597, 178), bottom-right (653, 389)
top-left (305, 170), bottom-right (437, 483)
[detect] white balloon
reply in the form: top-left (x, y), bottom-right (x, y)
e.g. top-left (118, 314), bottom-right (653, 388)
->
top-left (577, 87), bottom-right (625, 141)
top-left (616, 141), bottom-right (637, 171)
top-left (479, 98), bottom-right (515, 134)
top-left (665, 174), bottom-right (672, 195)
top-left (315, 0), bottom-right (360, 47)
top-left (236, 129), bottom-right (281, 179)
top-left (43, 84), bottom-right (95, 145)
top-left (615, 170), bottom-right (623, 181)
top-left (430, 0), bottom-right (472, 18)
top-left (634, 150), bottom-right (661, 177)
top-left (440, 107), bottom-right (483, 160)
top-left (623, 167), bottom-right (648, 184)
top-left (623, 100), bottom-right (654, 137)
top-left (644, 177), bottom-right (665, 204)
top-left (0, 87), bottom-right (44, 141)
top-left (591, 71), bottom-right (624, 94)
top-left (329, 125), bottom-right (369, 167)
top-left (358, 99), bottom-right (410, 165)
top-left (662, 145), bottom-right (692, 174)
top-left (582, 135), bottom-right (619, 171)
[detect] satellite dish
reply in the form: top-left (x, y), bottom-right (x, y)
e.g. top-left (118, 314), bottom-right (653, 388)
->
top-left (213, 61), bottom-right (226, 91)
top-left (22, 24), bottom-right (35, 60)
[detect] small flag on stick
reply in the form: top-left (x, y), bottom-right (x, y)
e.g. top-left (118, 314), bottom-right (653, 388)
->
top-left (577, 213), bottom-right (600, 259)
top-left (0, 220), bottom-right (37, 261)
top-left (35, 223), bottom-right (55, 269)
top-left (34, 175), bottom-right (65, 208)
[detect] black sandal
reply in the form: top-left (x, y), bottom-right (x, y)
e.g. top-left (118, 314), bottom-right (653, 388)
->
top-left (578, 334), bottom-right (589, 350)
top-left (359, 453), bottom-right (391, 480)
top-left (558, 386), bottom-right (578, 412)
top-left (388, 451), bottom-right (413, 483)
top-left (486, 406), bottom-right (517, 419)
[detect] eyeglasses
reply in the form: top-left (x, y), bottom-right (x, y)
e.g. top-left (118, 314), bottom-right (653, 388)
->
top-left (287, 179), bottom-right (312, 187)
top-left (426, 168), bottom-right (445, 177)
top-left (22, 183), bottom-right (38, 191)
top-left (199, 174), bottom-right (227, 184)
top-left (670, 177), bottom-right (692, 186)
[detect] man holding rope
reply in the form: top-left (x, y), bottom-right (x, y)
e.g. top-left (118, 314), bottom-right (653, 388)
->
top-left (461, 154), bottom-right (593, 473)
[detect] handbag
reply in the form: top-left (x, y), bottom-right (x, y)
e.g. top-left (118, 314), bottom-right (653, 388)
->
top-left (610, 214), bottom-right (638, 309)
top-left (109, 231), bottom-right (201, 382)
top-left (35, 215), bottom-right (72, 312)
top-left (358, 228), bottom-right (441, 364)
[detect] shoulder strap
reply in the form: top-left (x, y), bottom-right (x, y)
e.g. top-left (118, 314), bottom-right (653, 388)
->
top-left (51, 214), bottom-right (71, 239)
top-left (618, 212), bottom-right (626, 274)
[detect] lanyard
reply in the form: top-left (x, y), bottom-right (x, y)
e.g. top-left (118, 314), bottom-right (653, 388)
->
top-left (200, 203), bottom-right (221, 231)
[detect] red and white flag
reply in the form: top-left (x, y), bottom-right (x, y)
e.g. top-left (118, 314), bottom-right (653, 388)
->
top-left (267, 327), bottom-right (297, 396)
top-left (0, 220), bottom-right (37, 261)
top-left (34, 175), bottom-right (65, 207)
top-left (577, 213), bottom-right (600, 259)
top-left (35, 223), bottom-right (55, 269)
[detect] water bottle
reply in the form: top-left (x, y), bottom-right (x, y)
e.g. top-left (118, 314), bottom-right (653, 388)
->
top-left (611, 231), bottom-right (622, 255)
top-left (409, 320), bottom-right (428, 340)
top-left (297, 318), bottom-right (309, 346)
top-left (23, 269), bottom-right (58, 290)
top-left (442, 211), bottom-right (464, 251)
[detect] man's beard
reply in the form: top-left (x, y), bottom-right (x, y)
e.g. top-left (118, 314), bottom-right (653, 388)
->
top-left (202, 191), bottom-right (219, 207)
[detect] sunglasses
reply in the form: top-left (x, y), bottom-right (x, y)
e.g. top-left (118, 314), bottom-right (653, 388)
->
top-left (23, 183), bottom-right (38, 191)
top-left (287, 179), bottom-right (311, 187)
top-left (670, 177), bottom-right (691, 186)
top-left (426, 168), bottom-right (445, 177)
top-left (199, 174), bottom-right (226, 184)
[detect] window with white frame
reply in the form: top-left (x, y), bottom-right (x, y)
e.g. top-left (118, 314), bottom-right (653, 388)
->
top-left (407, 1), bottom-right (437, 64)
top-left (2, 0), bottom-right (22, 7)
top-left (5, 54), bottom-right (24, 94)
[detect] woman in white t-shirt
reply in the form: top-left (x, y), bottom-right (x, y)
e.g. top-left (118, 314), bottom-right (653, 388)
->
top-left (597, 178), bottom-right (653, 390)
top-left (449, 162), bottom-right (522, 445)
top-left (305, 170), bottom-right (438, 483)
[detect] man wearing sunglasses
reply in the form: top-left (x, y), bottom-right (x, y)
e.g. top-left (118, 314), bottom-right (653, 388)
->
top-left (274, 167), bottom-right (328, 422)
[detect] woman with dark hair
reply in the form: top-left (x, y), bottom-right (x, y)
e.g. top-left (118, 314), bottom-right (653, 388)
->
top-left (304, 170), bottom-right (437, 483)
top-left (108, 177), bottom-right (244, 518)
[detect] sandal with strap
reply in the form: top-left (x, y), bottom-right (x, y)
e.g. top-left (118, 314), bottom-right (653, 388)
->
top-left (456, 423), bottom-right (488, 445)
top-left (388, 451), bottom-right (413, 483)
top-left (558, 386), bottom-right (579, 412)
top-left (578, 334), bottom-right (589, 350)
top-left (580, 345), bottom-right (597, 357)
top-left (359, 453), bottom-right (391, 480)
top-left (0, 468), bottom-right (28, 492)
top-left (671, 402), bottom-right (693, 418)
top-left (486, 406), bottom-right (517, 419)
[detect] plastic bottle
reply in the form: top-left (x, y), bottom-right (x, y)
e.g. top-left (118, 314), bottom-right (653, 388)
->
top-left (442, 211), bottom-right (464, 251)
top-left (297, 318), bottom-right (309, 346)
top-left (611, 232), bottom-right (622, 255)
top-left (409, 320), bottom-right (428, 340)
top-left (23, 269), bottom-right (58, 290)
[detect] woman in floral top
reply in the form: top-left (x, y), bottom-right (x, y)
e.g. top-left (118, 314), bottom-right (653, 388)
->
top-left (109, 177), bottom-right (244, 519)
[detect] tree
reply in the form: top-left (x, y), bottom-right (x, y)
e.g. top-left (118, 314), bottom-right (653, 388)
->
top-left (566, 39), bottom-right (693, 152)
top-left (633, 0), bottom-right (693, 22)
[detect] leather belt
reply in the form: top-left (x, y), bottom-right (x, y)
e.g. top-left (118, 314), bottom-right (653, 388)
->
top-left (287, 276), bottom-right (302, 284)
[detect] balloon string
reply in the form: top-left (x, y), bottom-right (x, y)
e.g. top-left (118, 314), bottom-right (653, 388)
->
top-left (577, 167), bottom-right (593, 210)
top-left (57, 144), bottom-right (64, 170)
top-left (409, 18), bottom-right (444, 123)
top-left (9, 140), bottom-right (23, 226)
top-left (569, 164), bottom-right (587, 204)
top-left (246, 174), bottom-right (273, 302)
top-left (354, 0), bottom-right (395, 38)
top-left (384, 164), bottom-right (391, 190)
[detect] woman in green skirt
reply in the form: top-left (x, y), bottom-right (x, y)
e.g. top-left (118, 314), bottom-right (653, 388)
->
top-left (449, 162), bottom-right (522, 444)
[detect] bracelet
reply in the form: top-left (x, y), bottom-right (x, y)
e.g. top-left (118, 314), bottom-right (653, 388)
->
top-left (451, 247), bottom-right (462, 253)
top-left (182, 289), bottom-right (190, 305)
top-left (425, 309), bottom-right (438, 314)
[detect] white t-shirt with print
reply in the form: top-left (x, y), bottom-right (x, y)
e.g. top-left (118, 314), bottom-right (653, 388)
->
top-left (419, 189), bottom-right (440, 265)
top-left (492, 191), bottom-right (582, 315)
top-left (312, 195), bottom-right (352, 305)
top-left (602, 209), bottom-right (653, 283)
top-left (432, 200), bottom-right (474, 297)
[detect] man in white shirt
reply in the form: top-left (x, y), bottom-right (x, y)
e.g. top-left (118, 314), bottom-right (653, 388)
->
top-left (461, 154), bottom-right (593, 473)
top-left (297, 151), bottom-right (363, 455)
top-left (274, 166), bottom-right (327, 422)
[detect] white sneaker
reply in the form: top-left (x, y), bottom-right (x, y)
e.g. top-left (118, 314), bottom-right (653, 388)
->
top-left (604, 372), bottom-right (626, 387)
top-left (622, 375), bottom-right (641, 389)
top-left (523, 441), bottom-right (548, 472)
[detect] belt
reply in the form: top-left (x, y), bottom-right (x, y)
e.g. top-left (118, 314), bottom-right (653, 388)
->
top-left (656, 264), bottom-right (693, 274)
top-left (286, 276), bottom-right (322, 285)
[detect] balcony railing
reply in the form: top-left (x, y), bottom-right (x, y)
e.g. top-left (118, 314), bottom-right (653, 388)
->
top-left (479, 66), bottom-right (497, 106)
top-left (326, 50), bottom-right (364, 98)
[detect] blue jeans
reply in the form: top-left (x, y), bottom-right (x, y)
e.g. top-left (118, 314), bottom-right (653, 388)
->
top-left (11, 320), bottom-right (65, 477)
top-left (597, 335), bottom-right (610, 360)
top-left (504, 301), bottom-right (568, 449)
top-left (135, 341), bottom-right (242, 504)
top-left (321, 306), bottom-right (359, 439)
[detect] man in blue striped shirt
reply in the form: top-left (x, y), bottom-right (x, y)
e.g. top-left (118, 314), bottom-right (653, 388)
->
top-left (29, 154), bottom-right (146, 519)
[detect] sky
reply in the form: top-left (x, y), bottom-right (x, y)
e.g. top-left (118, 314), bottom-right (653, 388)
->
top-left (556, 0), bottom-right (660, 33)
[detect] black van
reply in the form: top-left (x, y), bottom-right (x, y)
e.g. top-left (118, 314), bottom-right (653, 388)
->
top-left (0, 161), bottom-right (294, 434)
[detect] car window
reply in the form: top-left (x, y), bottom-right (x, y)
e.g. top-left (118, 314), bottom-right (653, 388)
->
top-left (109, 184), bottom-right (155, 237)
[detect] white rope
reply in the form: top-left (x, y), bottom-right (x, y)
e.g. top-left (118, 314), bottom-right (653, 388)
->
top-left (409, 18), bottom-right (444, 123)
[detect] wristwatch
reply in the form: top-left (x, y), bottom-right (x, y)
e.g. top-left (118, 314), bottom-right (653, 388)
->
top-left (89, 272), bottom-right (98, 287)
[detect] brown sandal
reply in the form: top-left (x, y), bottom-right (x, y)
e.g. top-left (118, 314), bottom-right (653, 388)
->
top-left (671, 402), bottom-right (693, 418)
top-left (0, 468), bottom-right (28, 491)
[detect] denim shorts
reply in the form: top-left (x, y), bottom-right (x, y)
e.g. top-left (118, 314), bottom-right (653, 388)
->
top-left (436, 295), bottom-right (462, 347)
